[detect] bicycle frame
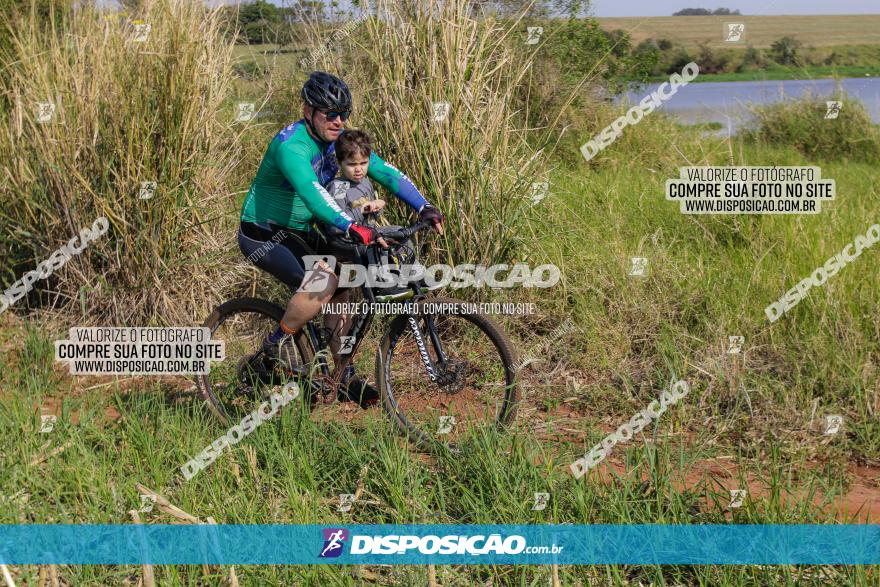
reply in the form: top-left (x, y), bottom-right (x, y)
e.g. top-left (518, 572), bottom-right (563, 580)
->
top-left (302, 234), bottom-right (449, 391)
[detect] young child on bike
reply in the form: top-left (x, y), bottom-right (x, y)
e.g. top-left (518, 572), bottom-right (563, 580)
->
top-left (323, 130), bottom-right (415, 295)
top-left (326, 129), bottom-right (386, 225)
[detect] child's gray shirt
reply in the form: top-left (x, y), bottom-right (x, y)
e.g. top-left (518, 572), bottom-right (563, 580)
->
top-left (326, 177), bottom-right (377, 224)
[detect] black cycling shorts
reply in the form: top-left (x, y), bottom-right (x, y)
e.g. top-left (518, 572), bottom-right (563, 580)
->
top-left (238, 221), bottom-right (358, 290)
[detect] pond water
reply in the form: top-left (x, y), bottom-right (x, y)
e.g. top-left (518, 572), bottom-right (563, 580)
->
top-left (619, 77), bottom-right (880, 133)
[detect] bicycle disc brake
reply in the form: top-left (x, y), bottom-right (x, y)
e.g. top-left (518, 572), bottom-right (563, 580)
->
top-left (435, 358), bottom-right (466, 393)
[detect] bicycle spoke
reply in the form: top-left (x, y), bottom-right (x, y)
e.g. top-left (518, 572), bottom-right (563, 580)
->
top-left (198, 301), bottom-right (312, 423)
top-left (384, 309), bottom-right (515, 448)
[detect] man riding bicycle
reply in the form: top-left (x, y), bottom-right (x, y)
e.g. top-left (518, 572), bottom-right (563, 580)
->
top-left (237, 71), bottom-right (444, 408)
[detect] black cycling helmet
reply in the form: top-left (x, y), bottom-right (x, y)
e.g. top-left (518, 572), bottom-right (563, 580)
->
top-left (301, 71), bottom-right (352, 112)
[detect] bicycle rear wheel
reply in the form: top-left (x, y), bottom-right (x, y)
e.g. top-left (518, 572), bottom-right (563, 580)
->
top-left (376, 297), bottom-right (520, 451)
top-left (196, 297), bottom-right (314, 425)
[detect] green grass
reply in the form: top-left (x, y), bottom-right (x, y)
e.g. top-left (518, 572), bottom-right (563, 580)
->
top-left (526, 122), bottom-right (880, 468)
top-left (682, 121), bottom-right (725, 131)
top-left (3, 122), bottom-right (880, 583)
top-left (4, 5), bottom-right (880, 585)
top-left (0, 320), bottom-right (874, 585)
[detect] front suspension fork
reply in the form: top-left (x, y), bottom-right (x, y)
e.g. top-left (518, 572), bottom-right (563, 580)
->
top-left (407, 315), bottom-right (447, 382)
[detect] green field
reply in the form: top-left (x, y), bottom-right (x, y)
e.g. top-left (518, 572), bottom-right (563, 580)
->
top-left (597, 14), bottom-right (880, 48)
top-left (3, 2), bottom-right (880, 584)
top-left (4, 129), bottom-right (880, 583)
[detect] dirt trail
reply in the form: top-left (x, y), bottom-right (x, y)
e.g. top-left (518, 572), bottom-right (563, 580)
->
top-left (531, 401), bottom-right (880, 523)
top-left (588, 457), bottom-right (880, 522)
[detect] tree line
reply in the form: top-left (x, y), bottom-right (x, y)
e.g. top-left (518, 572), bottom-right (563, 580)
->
top-left (673, 8), bottom-right (741, 15)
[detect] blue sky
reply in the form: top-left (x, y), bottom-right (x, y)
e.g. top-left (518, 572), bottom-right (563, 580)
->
top-left (590, 0), bottom-right (879, 17)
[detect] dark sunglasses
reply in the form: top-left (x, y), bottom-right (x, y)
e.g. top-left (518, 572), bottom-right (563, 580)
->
top-left (323, 109), bottom-right (351, 122)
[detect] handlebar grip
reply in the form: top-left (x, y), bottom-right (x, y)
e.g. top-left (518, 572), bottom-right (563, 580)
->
top-left (324, 219), bottom-right (432, 253)
top-left (382, 220), bottom-right (432, 242)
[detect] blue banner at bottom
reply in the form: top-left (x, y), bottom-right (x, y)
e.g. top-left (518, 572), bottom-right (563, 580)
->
top-left (2, 524), bottom-right (880, 564)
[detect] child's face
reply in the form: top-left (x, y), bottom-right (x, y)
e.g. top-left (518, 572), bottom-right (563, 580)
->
top-left (339, 152), bottom-right (369, 182)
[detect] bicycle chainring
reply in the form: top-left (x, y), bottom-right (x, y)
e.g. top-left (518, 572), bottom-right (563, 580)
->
top-left (235, 353), bottom-right (272, 396)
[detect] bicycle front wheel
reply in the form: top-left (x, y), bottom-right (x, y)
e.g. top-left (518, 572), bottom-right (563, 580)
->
top-left (376, 297), bottom-right (520, 450)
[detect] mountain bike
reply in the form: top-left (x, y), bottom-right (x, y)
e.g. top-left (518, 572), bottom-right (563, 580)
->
top-left (195, 220), bottom-right (520, 450)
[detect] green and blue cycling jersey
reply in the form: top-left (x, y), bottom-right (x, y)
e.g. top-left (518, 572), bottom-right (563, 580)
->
top-left (240, 120), bottom-right (429, 232)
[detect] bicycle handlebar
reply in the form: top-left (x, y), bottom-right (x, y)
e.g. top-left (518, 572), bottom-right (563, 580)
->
top-left (373, 219), bottom-right (433, 244)
top-left (320, 219), bottom-right (434, 259)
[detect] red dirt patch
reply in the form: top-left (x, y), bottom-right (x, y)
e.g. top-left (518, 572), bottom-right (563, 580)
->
top-left (585, 456), bottom-right (880, 523)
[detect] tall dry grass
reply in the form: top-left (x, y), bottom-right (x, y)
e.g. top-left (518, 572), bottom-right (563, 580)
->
top-left (299, 0), bottom-right (547, 266)
top-left (0, 0), bottom-right (246, 324)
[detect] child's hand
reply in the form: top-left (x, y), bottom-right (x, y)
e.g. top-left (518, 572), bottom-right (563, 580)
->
top-left (360, 199), bottom-right (386, 214)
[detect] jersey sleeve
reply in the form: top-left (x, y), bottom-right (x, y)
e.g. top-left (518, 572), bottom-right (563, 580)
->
top-left (366, 153), bottom-right (429, 212)
top-left (275, 143), bottom-right (354, 231)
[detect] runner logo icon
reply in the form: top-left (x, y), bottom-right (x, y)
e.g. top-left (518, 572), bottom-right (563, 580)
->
top-left (319, 528), bottom-right (349, 558)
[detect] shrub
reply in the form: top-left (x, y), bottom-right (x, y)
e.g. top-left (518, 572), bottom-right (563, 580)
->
top-left (603, 28), bottom-right (631, 58)
top-left (742, 94), bottom-right (880, 163)
top-left (666, 46), bottom-right (696, 75)
top-left (739, 45), bottom-right (767, 70)
top-left (695, 43), bottom-right (732, 74)
top-left (539, 19), bottom-right (633, 89)
top-left (770, 36), bottom-right (802, 66)
top-left (0, 0), bottom-right (246, 322)
top-left (632, 40), bottom-right (662, 77)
